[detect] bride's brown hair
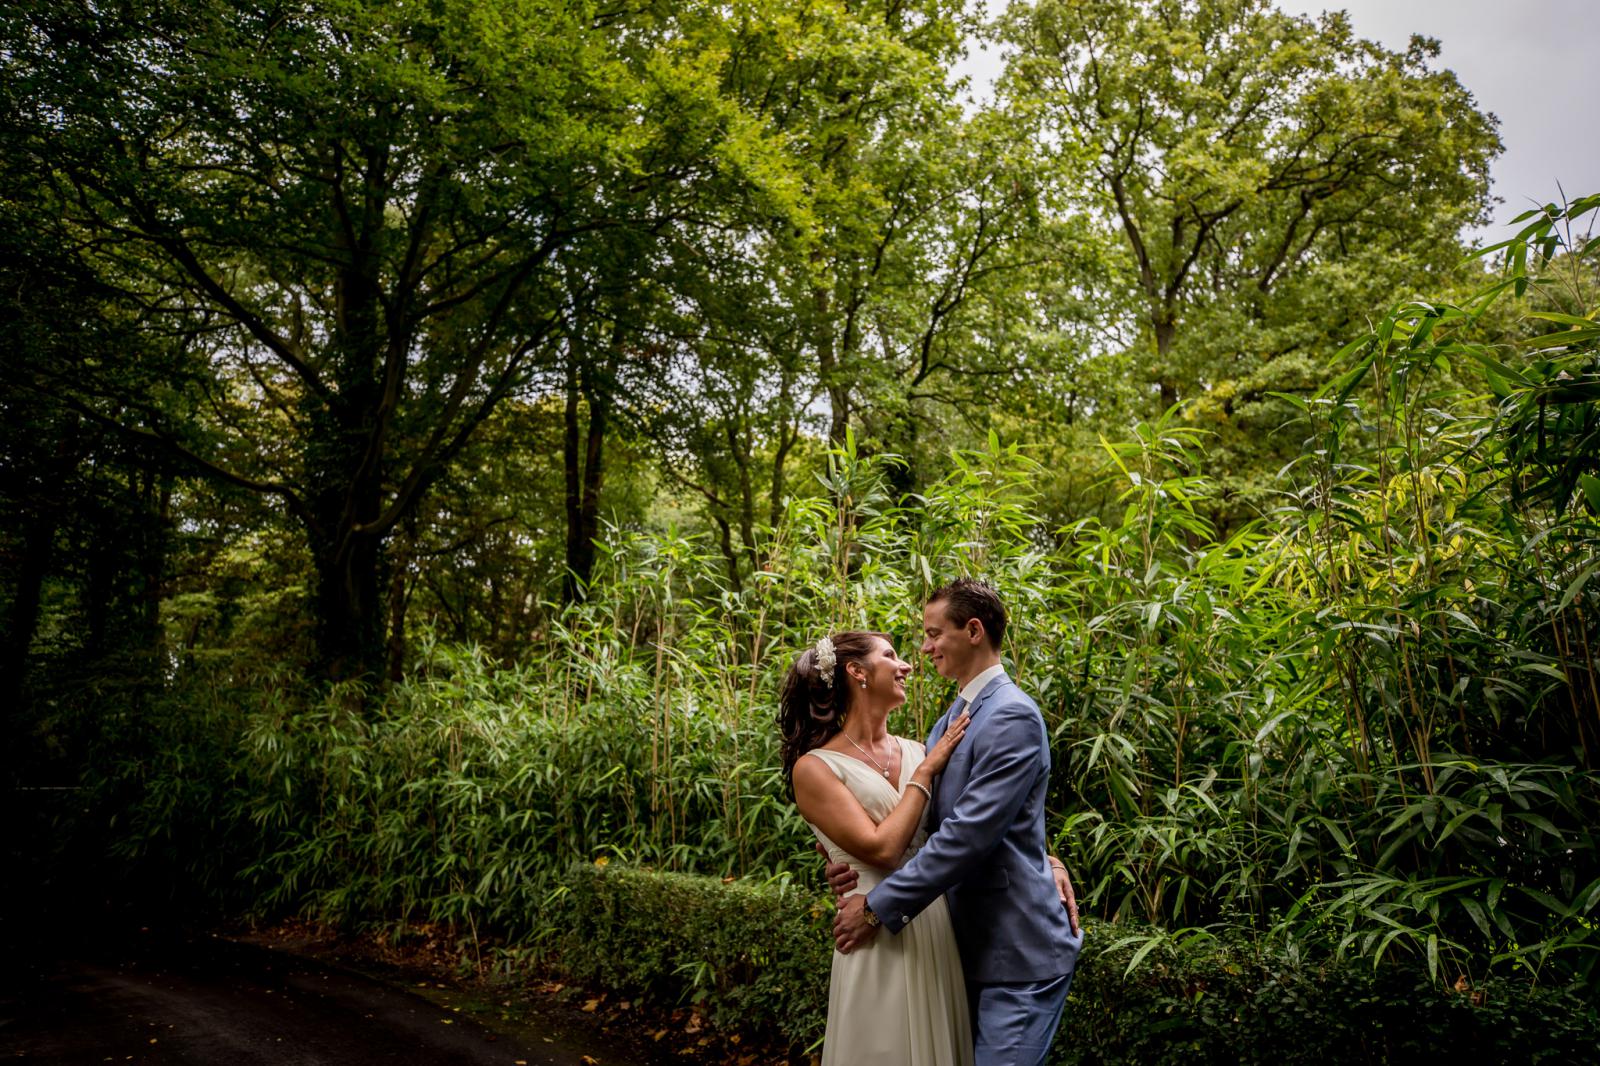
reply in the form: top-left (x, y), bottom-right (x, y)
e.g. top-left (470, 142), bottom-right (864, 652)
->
top-left (778, 630), bottom-right (888, 781)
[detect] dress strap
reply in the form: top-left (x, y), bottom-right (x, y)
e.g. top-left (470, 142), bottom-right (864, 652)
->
top-left (801, 747), bottom-right (850, 781)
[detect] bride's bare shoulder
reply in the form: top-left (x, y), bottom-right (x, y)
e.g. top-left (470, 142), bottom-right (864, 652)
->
top-left (793, 748), bottom-right (842, 785)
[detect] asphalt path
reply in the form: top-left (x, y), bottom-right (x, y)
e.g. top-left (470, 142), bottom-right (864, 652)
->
top-left (0, 930), bottom-right (639, 1066)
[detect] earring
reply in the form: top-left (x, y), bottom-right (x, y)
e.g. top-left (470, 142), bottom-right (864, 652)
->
top-left (860, 681), bottom-right (867, 689)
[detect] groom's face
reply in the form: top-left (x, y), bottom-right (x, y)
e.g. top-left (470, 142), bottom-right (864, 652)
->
top-left (921, 598), bottom-right (978, 682)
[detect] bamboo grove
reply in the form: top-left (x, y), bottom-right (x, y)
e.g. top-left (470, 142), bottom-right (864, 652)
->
top-left (33, 200), bottom-right (1597, 993)
top-left (4, 0), bottom-right (1598, 1010)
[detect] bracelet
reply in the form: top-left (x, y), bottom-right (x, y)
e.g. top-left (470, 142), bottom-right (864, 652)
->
top-left (1048, 859), bottom-right (1065, 870)
top-left (906, 780), bottom-right (932, 801)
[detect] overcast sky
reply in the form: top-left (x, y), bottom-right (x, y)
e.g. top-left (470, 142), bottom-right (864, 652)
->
top-left (956, 0), bottom-right (1599, 243)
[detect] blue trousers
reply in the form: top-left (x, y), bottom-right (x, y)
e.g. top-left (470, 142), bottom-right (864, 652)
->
top-left (969, 969), bottom-right (1074, 1066)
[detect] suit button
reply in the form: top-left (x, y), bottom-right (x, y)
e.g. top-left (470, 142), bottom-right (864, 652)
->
top-left (901, 916), bottom-right (910, 925)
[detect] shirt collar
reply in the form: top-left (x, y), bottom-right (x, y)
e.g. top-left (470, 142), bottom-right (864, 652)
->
top-left (958, 662), bottom-right (1007, 705)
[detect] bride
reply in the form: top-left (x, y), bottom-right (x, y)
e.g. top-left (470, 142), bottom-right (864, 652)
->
top-left (780, 630), bottom-right (974, 1066)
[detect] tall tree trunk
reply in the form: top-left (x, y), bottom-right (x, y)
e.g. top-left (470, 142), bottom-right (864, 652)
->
top-left (563, 355), bottom-right (584, 601)
top-left (307, 519), bottom-right (386, 684)
top-left (298, 156), bottom-right (396, 685)
top-left (728, 421), bottom-right (759, 574)
top-left (1154, 312), bottom-right (1179, 409)
top-left (886, 405), bottom-right (919, 501)
top-left (713, 513), bottom-right (742, 595)
top-left (813, 282), bottom-right (850, 444)
top-left (562, 347), bottom-right (610, 603)
top-left (386, 519), bottom-right (414, 683)
top-left (578, 361), bottom-right (609, 575)
top-left (767, 420), bottom-right (799, 550)
top-left (306, 298), bottom-right (389, 683)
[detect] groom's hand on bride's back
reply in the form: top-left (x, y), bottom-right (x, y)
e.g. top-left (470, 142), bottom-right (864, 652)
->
top-left (1049, 858), bottom-right (1082, 937)
top-left (816, 842), bottom-right (859, 899)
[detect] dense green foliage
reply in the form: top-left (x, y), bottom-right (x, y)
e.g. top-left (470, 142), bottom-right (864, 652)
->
top-left (557, 863), bottom-right (833, 1048)
top-left (2, 0), bottom-right (1507, 682)
top-left (1066, 929), bottom-right (1600, 1064)
top-left (551, 863), bottom-right (1599, 1064)
top-left (5, 0), bottom-right (1600, 1057)
top-left (28, 194), bottom-right (1600, 1001)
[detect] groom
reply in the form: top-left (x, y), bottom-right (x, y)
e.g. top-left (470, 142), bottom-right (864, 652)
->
top-left (831, 577), bottom-right (1082, 1066)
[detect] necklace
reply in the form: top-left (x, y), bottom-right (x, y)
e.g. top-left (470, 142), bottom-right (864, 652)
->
top-left (843, 731), bottom-right (893, 779)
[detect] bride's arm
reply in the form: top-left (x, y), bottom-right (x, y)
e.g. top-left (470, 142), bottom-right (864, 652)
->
top-left (794, 757), bottom-right (934, 871)
top-left (794, 720), bottom-right (968, 872)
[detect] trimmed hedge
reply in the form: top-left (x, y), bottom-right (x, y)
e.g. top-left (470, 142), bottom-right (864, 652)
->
top-left (553, 863), bottom-right (1600, 1064)
top-left (1067, 930), bottom-right (1600, 1064)
top-left (554, 861), bottom-right (833, 1049)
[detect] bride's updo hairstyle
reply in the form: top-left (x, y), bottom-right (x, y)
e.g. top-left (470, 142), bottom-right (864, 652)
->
top-left (778, 630), bottom-right (886, 781)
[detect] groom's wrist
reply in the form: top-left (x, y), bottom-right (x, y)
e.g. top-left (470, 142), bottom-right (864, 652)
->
top-left (862, 901), bottom-right (881, 928)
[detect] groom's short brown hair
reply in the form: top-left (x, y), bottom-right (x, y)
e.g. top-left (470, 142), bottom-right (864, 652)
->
top-left (927, 577), bottom-right (1006, 649)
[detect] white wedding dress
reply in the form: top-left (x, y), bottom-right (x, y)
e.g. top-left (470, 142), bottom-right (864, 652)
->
top-left (804, 739), bottom-right (973, 1066)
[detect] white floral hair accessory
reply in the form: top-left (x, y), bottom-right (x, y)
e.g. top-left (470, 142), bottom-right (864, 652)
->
top-left (813, 636), bottom-right (836, 685)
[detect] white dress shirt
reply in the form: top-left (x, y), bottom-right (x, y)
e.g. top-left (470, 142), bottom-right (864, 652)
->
top-left (957, 662), bottom-right (1007, 706)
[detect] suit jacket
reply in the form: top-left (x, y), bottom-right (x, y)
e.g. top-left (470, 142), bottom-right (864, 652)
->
top-left (866, 673), bottom-right (1081, 984)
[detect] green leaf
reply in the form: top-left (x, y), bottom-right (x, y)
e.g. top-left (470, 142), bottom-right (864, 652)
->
top-left (1526, 311), bottom-right (1598, 327)
top-left (1525, 326), bottom-right (1600, 350)
top-left (1253, 710), bottom-right (1294, 745)
top-left (1518, 662), bottom-right (1569, 682)
top-left (1579, 474), bottom-right (1600, 515)
top-left (1557, 560), bottom-right (1599, 612)
top-left (1458, 897), bottom-right (1490, 938)
top-left (1518, 885), bottom-right (1572, 919)
top-left (1123, 935), bottom-right (1167, 977)
top-left (1509, 811), bottom-right (1565, 844)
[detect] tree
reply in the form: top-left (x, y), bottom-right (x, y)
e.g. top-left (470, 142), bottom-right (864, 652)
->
top-left (1, 0), bottom-right (782, 680)
top-left (641, 0), bottom-right (1103, 576)
top-left (0, 164), bottom-right (176, 713)
top-left (999, 0), bottom-right (1501, 424)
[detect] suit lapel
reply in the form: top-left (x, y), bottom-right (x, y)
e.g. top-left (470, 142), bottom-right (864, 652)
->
top-left (963, 673), bottom-right (1009, 725)
top-left (926, 673), bottom-right (1010, 825)
top-left (924, 673), bottom-right (1010, 745)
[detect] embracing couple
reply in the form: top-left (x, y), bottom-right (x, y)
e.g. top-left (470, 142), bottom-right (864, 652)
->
top-left (779, 578), bottom-right (1083, 1066)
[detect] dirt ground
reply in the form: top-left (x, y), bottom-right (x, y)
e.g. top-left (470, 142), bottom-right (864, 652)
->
top-left (0, 925), bottom-right (633, 1065)
top-left (0, 919), bottom-right (795, 1066)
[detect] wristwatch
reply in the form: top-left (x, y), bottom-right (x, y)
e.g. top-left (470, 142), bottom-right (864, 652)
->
top-left (862, 902), bottom-right (881, 928)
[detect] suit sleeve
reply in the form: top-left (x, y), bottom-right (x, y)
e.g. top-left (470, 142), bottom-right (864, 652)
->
top-left (867, 697), bottom-right (1044, 932)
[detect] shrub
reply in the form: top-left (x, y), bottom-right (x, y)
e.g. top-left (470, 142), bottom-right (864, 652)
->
top-left (553, 861), bottom-right (832, 1049)
top-left (551, 864), bottom-right (1600, 1064)
top-left (1063, 925), bottom-right (1600, 1064)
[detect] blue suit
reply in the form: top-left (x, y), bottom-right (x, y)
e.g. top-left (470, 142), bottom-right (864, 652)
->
top-left (867, 673), bottom-right (1080, 1064)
